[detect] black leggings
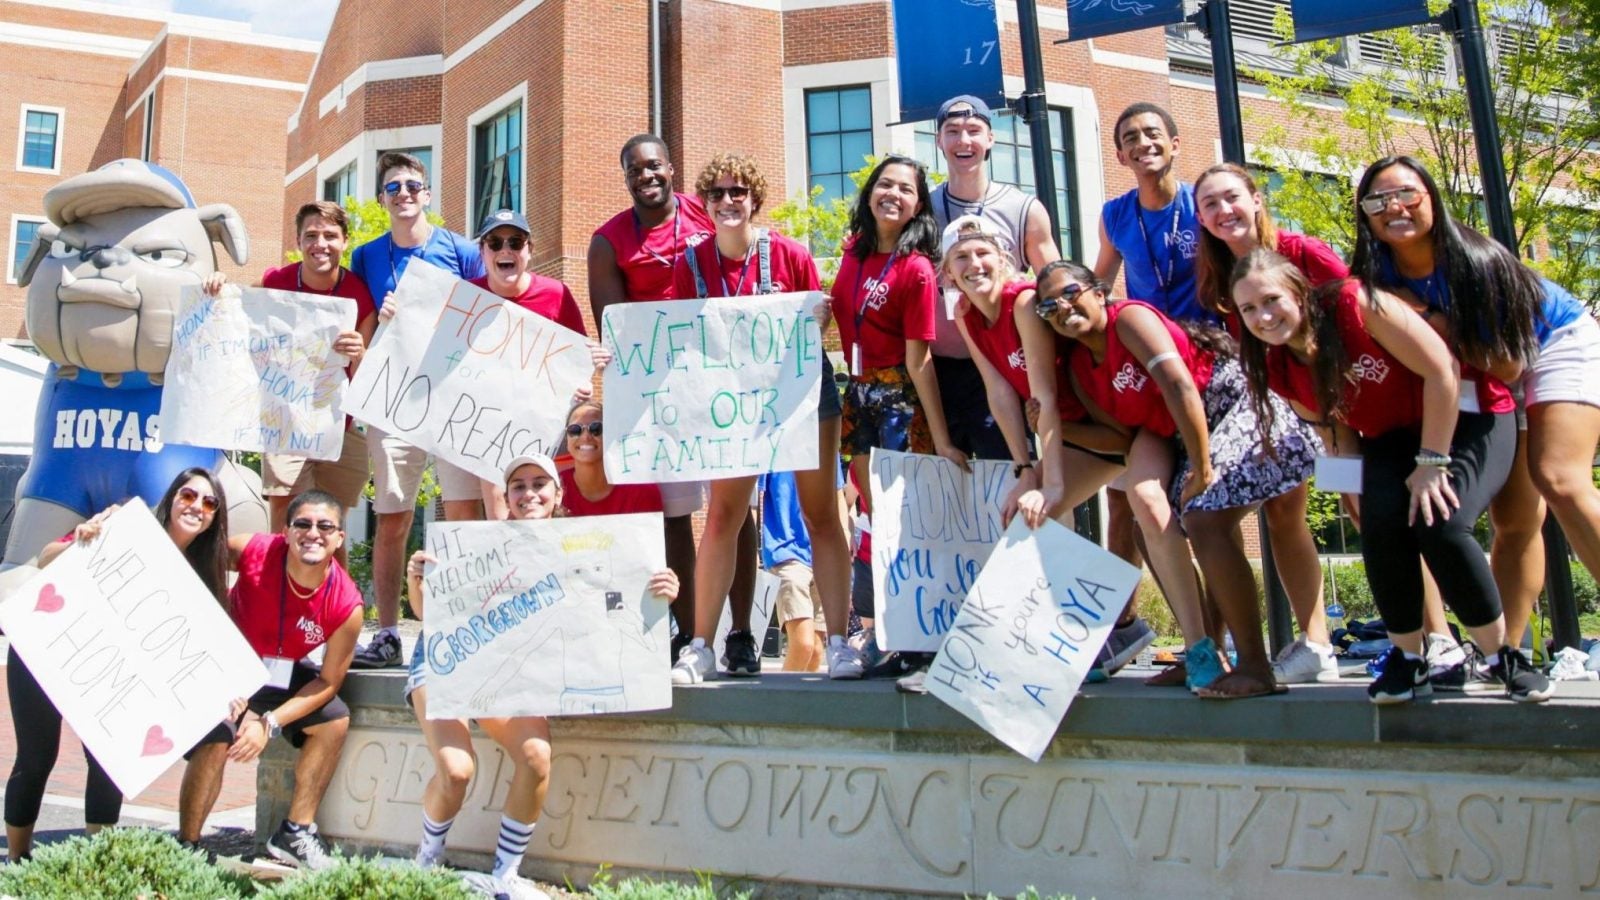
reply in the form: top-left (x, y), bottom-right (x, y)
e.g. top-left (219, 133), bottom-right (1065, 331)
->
top-left (1359, 412), bottom-right (1515, 635)
top-left (5, 648), bottom-right (122, 828)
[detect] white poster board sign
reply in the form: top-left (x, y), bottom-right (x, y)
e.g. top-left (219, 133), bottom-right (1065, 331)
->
top-left (927, 517), bottom-right (1140, 761)
top-left (0, 501), bottom-right (268, 796)
top-left (601, 292), bottom-right (823, 484)
top-left (869, 449), bottom-right (1015, 653)
top-left (420, 514), bottom-right (670, 719)
top-left (161, 286), bottom-right (356, 458)
top-left (347, 261), bottom-right (592, 483)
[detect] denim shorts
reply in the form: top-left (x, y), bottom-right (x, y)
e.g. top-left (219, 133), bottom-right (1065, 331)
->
top-left (403, 638), bottom-right (427, 706)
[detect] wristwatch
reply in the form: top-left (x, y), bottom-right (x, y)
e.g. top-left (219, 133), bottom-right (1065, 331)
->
top-left (261, 712), bottom-right (282, 740)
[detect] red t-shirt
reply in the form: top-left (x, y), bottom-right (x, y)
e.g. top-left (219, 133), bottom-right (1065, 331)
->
top-left (829, 240), bottom-right (938, 372)
top-left (1275, 231), bottom-right (1349, 287)
top-left (671, 229), bottom-right (821, 300)
top-left (961, 280), bottom-right (1087, 421)
top-left (594, 194), bottom-right (715, 301)
top-left (468, 273), bottom-right (587, 336)
top-left (1264, 280), bottom-right (1425, 439)
top-left (229, 533), bottom-right (364, 661)
top-left (1069, 300), bottom-right (1213, 438)
top-left (560, 468), bottom-right (664, 517)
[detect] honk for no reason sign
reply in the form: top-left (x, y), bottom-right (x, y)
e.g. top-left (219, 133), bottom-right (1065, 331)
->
top-left (347, 261), bottom-right (592, 484)
top-left (0, 501), bottom-right (268, 797)
top-left (601, 293), bottom-right (823, 483)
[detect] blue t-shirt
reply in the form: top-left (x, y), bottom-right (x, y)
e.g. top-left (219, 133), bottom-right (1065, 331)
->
top-left (1102, 183), bottom-right (1210, 325)
top-left (350, 227), bottom-right (484, 309)
top-left (1376, 252), bottom-right (1582, 347)
top-left (759, 472), bottom-right (811, 569)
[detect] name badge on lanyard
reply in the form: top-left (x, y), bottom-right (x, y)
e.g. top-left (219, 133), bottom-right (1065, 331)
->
top-left (263, 655), bottom-right (296, 690)
top-left (1458, 379), bottom-right (1481, 414)
top-left (1314, 455), bottom-right (1363, 495)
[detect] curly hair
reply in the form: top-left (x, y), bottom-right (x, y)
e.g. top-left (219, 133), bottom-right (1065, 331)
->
top-left (1193, 163), bottom-right (1279, 318)
top-left (695, 153), bottom-right (769, 214)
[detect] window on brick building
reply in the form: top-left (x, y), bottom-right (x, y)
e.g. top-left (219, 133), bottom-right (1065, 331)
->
top-left (474, 103), bottom-right (522, 223)
top-left (9, 218), bottom-right (43, 285)
top-left (913, 107), bottom-right (1083, 261)
top-left (323, 162), bottom-right (358, 205)
top-left (805, 87), bottom-right (874, 207)
top-left (141, 97), bottom-right (155, 162)
top-left (18, 107), bottom-right (62, 173)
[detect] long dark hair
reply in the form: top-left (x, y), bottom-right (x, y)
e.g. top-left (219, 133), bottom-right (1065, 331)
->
top-left (1194, 163), bottom-right (1279, 318)
top-left (846, 155), bottom-right (940, 264)
top-left (1230, 249), bottom-right (1351, 445)
top-left (155, 467), bottom-right (230, 609)
top-left (1350, 155), bottom-right (1541, 368)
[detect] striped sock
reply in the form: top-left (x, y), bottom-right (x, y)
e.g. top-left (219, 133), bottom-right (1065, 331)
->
top-left (417, 812), bottom-right (453, 864)
top-left (492, 816), bottom-right (535, 880)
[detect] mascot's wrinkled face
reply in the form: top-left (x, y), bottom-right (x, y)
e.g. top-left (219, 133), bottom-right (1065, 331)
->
top-left (25, 208), bottom-right (217, 375)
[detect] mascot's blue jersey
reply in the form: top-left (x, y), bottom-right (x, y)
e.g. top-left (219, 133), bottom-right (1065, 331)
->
top-left (19, 366), bottom-right (221, 517)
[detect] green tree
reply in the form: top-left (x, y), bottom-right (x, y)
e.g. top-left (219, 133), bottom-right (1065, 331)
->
top-left (1246, 0), bottom-right (1600, 305)
top-left (285, 197), bottom-right (446, 267)
top-left (770, 157), bottom-right (944, 286)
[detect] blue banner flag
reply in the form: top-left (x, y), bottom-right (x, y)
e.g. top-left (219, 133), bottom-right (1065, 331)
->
top-left (1063, 0), bottom-right (1185, 43)
top-left (891, 0), bottom-right (1006, 124)
top-left (1290, 0), bottom-right (1433, 42)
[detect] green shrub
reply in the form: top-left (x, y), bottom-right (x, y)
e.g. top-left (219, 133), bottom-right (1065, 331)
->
top-left (0, 828), bottom-right (250, 900)
top-left (1566, 560), bottom-right (1598, 616)
top-left (586, 865), bottom-right (751, 900)
top-left (260, 855), bottom-right (472, 899)
top-left (1325, 560), bottom-right (1377, 623)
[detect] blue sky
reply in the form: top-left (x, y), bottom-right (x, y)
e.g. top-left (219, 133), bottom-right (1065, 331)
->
top-left (100, 0), bottom-right (337, 42)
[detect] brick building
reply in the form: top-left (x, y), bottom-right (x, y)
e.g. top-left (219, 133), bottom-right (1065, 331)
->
top-left (0, 0), bottom-right (318, 341)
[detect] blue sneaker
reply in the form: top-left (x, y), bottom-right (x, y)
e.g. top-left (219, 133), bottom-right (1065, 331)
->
top-left (1185, 637), bottom-right (1224, 694)
top-left (1084, 666), bottom-right (1109, 684)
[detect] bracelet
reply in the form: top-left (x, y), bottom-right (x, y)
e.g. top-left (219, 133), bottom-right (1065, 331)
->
top-left (1013, 461), bottom-right (1034, 478)
top-left (1414, 449), bottom-right (1452, 468)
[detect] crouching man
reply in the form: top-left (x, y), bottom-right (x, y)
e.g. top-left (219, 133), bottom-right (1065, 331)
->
top-left (177, 489), bottom-right (365, 869)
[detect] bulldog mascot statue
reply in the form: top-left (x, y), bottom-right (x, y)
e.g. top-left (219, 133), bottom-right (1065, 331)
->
top-left (2, 159), bottom-right (268, 574)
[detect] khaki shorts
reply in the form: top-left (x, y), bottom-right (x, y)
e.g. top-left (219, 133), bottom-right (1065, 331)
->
top-left (262, 424), bottom-right (370, 508)
top-left (368, 426), bottom-right (484, 514)
top-left (772, 559), bottom-right (825, 630)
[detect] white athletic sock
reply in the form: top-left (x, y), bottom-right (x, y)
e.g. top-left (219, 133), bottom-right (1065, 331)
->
top-left (418, 812), bottom-right (453, 862)
top-left (380, 625), bottom-right (400, 639)
top-left (1305, 638), bottom-right (1333, 654)
top-left (829, 634), bottom-right (846, 649)
top-left (689, 637), bottom-right (706, 650)
top-left (492, 816), bottom-right (535, 880)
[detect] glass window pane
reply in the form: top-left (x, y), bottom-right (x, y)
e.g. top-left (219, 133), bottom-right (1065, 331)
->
top-left (807, 92), bottom-right (840, 133)
top-left (839, 88), bottom-right (872, 130)
top-left (1049, 109), bottom-right (1065, 145)
top-left (840, 132), bottom-right (874, 173)
top-left (809, 135), bottom-right (841, 176)
top-left (13, 220), bottom-right (39, 280)
top-left (1017, 146), bottom-right (1035, 187)
top-left (991, 143), bottom-right (1017, 185)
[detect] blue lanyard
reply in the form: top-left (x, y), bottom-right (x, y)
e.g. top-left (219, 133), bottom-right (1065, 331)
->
top-left (720, 244), bottom-right (757, 297)
top-left (1135, 200), bottom-right (1180, 297)
top-left (852, 250), bottom-right (899, 331)
top-left (386, 227), bottom-right (435, 291)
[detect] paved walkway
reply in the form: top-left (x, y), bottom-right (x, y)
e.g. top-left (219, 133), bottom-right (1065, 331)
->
top-left (0, 639), bottom-right (257, 857)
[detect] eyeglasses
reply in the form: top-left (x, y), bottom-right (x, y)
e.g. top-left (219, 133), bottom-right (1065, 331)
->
top-left (484, 235), bottom-right (527, 252)
top-left (566, 421), bottom-right (603, 437)
top-left (290, 518), bottom-right (341, 535)
top-left (1035, 283), bottom-right (1090, 319)
top-left (705, 185), bottom-right (751, 202)
top-left (176, 486), bottom-right (219, 513)
top-left (1359, 187), bottom-right (1425, 216)
top-left (383, 179), bottom-right (426, 197)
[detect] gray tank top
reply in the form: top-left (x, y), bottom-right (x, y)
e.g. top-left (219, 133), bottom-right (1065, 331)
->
top-left (929, 181), bottom-right (1037, 357)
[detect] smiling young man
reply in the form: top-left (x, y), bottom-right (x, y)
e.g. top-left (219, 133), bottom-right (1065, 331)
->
top-left (256, 202), bottom-right (375, 549)
top-left (348, 151), bottom-right (486, 670)
top-left (588, 134), bottom-right (715, 658)
top-left (177, 490), bottom-right (365, 870)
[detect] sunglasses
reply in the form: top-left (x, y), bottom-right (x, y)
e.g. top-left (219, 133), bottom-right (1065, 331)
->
top-left (1359, 187), bottom-right (1425, 216)
top-left (566, 421), bottom-right (603, 437)
top-left (176, 485), bottom-right (220, 514)
top-left (1035, 283), bottom-right (1090, 319)
top-left (705, 185), bottom-right (751, 202)
top-left (290, 518), bottom-right (341, 535)
top-left (383, 179), bottom-right (426, 197)
top-left (484, 235), bottom-right (527, 252)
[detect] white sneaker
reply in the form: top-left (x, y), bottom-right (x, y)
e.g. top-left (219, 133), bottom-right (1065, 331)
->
top-left (670, 643), bottom-right (718, 685)
top-left (462, 872), bottom-right (551, 900)
top-left (1271, 636), bottom-right (1339, 684)
top-left (414, 847), bottom-right (445, 868)
top-left (1425, 632), bottom-right (1466, 678)
top-left (827, 642), bottom-right (865, 680)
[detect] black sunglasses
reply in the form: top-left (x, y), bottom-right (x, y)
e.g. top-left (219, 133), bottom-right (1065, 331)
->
top-left (484, 235), bottom-right (527, 252)
top-left (290, 518), bottom-right (341, 535)
top-left (566, 421), bottom-right (603, 437)
top-left (383, 179), bottom-right (426, 197)
top-left (705, 186), bottom-right (751, 202)
top-left (1035, 283), bottom-right (1090, 319)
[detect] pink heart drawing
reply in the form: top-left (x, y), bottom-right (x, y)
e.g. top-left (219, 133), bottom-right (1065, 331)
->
top-left (141, 725), bottom-right (174, 757)
top-left (34, 584), bottom-right (63, 614)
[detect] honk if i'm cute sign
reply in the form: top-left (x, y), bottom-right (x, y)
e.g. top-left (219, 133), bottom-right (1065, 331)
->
top-left (0, 500), bottom-right (267, 797)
